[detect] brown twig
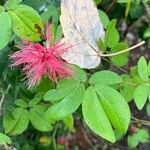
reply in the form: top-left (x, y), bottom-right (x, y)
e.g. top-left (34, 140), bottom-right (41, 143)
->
top-left (106, 0), bottom-right (117, 14)
top-left (100, 41), bottom-right (145, 57)
top-left (131, 116), bottom-right (150, 127)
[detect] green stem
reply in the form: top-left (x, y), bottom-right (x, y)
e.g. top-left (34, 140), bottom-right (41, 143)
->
top-left (102, 57), bottom-right (128, 73)
top-left (52, 124), bottom-right (59, 150)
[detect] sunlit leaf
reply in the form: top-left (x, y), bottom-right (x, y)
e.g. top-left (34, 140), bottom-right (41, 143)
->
top-left (138, 56), bottom-right (149, 81)
top-left (99, 10), bottom-right (110, 29)
top-left (15, 99), bottom-right (28, 108)
top-left (5, 0), bottom-right (22, 9)
top-left (44, 78), bottom-right (79, 102)
top-left (0, 12), bottom-right (12, 50)
top-left (0, 133), bottom-right (12, 145)
top-left (82, 86), bottom-right (116, 143)
top-left (90, 70), bottom-right (122, 86)
top-left (110, 42), bottom-right (129, 67)
top-left (134, 83), bottom-right (150, 110)
top-left (105, 19), bottom-right (119, 48)
top-left (45, 83), bottom-right (85, 120)
top-left (29, 105), bottom-right (53, 132)
top-left (4, 108), bottom-right (29, 135)
top-left (95, 84), bottom-right (131, 133)
top-left (8, 5), bottom-right (44, 41)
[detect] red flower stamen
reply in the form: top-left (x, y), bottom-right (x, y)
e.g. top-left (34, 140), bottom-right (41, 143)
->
top-left (10, 23), bottom-right (73, 88)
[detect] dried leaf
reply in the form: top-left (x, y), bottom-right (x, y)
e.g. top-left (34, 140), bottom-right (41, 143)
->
top-left (60, 0), bottom-right (105, 69)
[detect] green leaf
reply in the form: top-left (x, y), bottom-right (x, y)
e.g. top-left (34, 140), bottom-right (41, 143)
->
top-left (45, 83), bottom-right (85, 120)
top-left (0, 6), bottom-right (4, 13)
top-left (0, 46), bottom-right (11, 75)
top-left (134, 83), bottom-right (150, 110)
top-left (51, 23), bottom-right (59, 44)
top-left (28, 97), bottom-right (42, 108)
top-left (130, 66), bottom-right (138, 77)
top-left (0, 12), bottom-right (12, 50)
top-left (120, 74), bottom-right (135, 102)
top-left (114, 130), bottom-right (124, 141)
top-left (63, 115), bottom-right (74, 130)
top-left (0, 133), bottom-right (12, 145)
top-left (128, 134), bottom-right (139, 148)
top-left (82, 86), bottom-right (116, 143)
top-left (15, 99), bottom-right (28, 108)
top-left (51, 24), bottom-right (63, 44)
top-left (95, 0), bottom-right (103, 4)
top-left (125, 0), bottom-right (132, 17)
top-left (41, 4), bottom-right (59, 24)
top-left (137, 129), bottom-right (149, 143)
top-left (8, 5), bottom-right (44, 41)
top-left (98, 38), bottom-right (107, 52)
top-left (54, 25), bottom-right (62, 43)
top-left (149, 90), bottom-right (150, 102)
top-left (4, 108), bottom-right (29, 135)
top-left (90, 70), bottom-right (122, 86)
top-left (138, 56), bottom-right (149, 81)
top-left (44, 78), bottom-right (79, 102)
top-left (105, 19), bottom-right (119, 48)
top-left (23, 0), bottom-right (47, 12)
top-left (144, 27), bottom-right (150, 38)
top-left (29, 105), bottom-right (53, 132)
top-left (5, 0), bottom-right (22, 9)
top-left (36, 77), bottom-right (53, 93)
top-left (128, 128), bottom-right (149, 148)
top-left (72, 65), bottom-right (87, 82)
top-left (95, 84), bottom-right (130, 133)
top-left (130, 4), bottom-right (143, 19)
top-left (99, 10), bottom-right (110, 29)
top-left (110, 42), bottom-right (129, 67)
top-left (148, 61), bottom-right (150, 76)
top-left (132, 75), bottom-right (143, 85)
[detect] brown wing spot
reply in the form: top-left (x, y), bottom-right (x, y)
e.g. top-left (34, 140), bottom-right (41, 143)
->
top-left (34, 24), bottom-right (42, 34)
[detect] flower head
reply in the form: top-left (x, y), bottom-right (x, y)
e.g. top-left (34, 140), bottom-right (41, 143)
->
top-left (10, 23), bottom-right (73, 88)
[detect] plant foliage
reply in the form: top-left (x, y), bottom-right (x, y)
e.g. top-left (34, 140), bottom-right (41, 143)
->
top-left (0, 0), bottom-right (150, 149)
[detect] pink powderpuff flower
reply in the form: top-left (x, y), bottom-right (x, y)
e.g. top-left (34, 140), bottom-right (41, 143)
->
top-left (10, 23), bottom-right (73, 88)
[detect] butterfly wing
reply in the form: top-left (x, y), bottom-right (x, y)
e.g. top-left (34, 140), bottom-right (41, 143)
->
top-left (60, 0), bottom-right (105, 69)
